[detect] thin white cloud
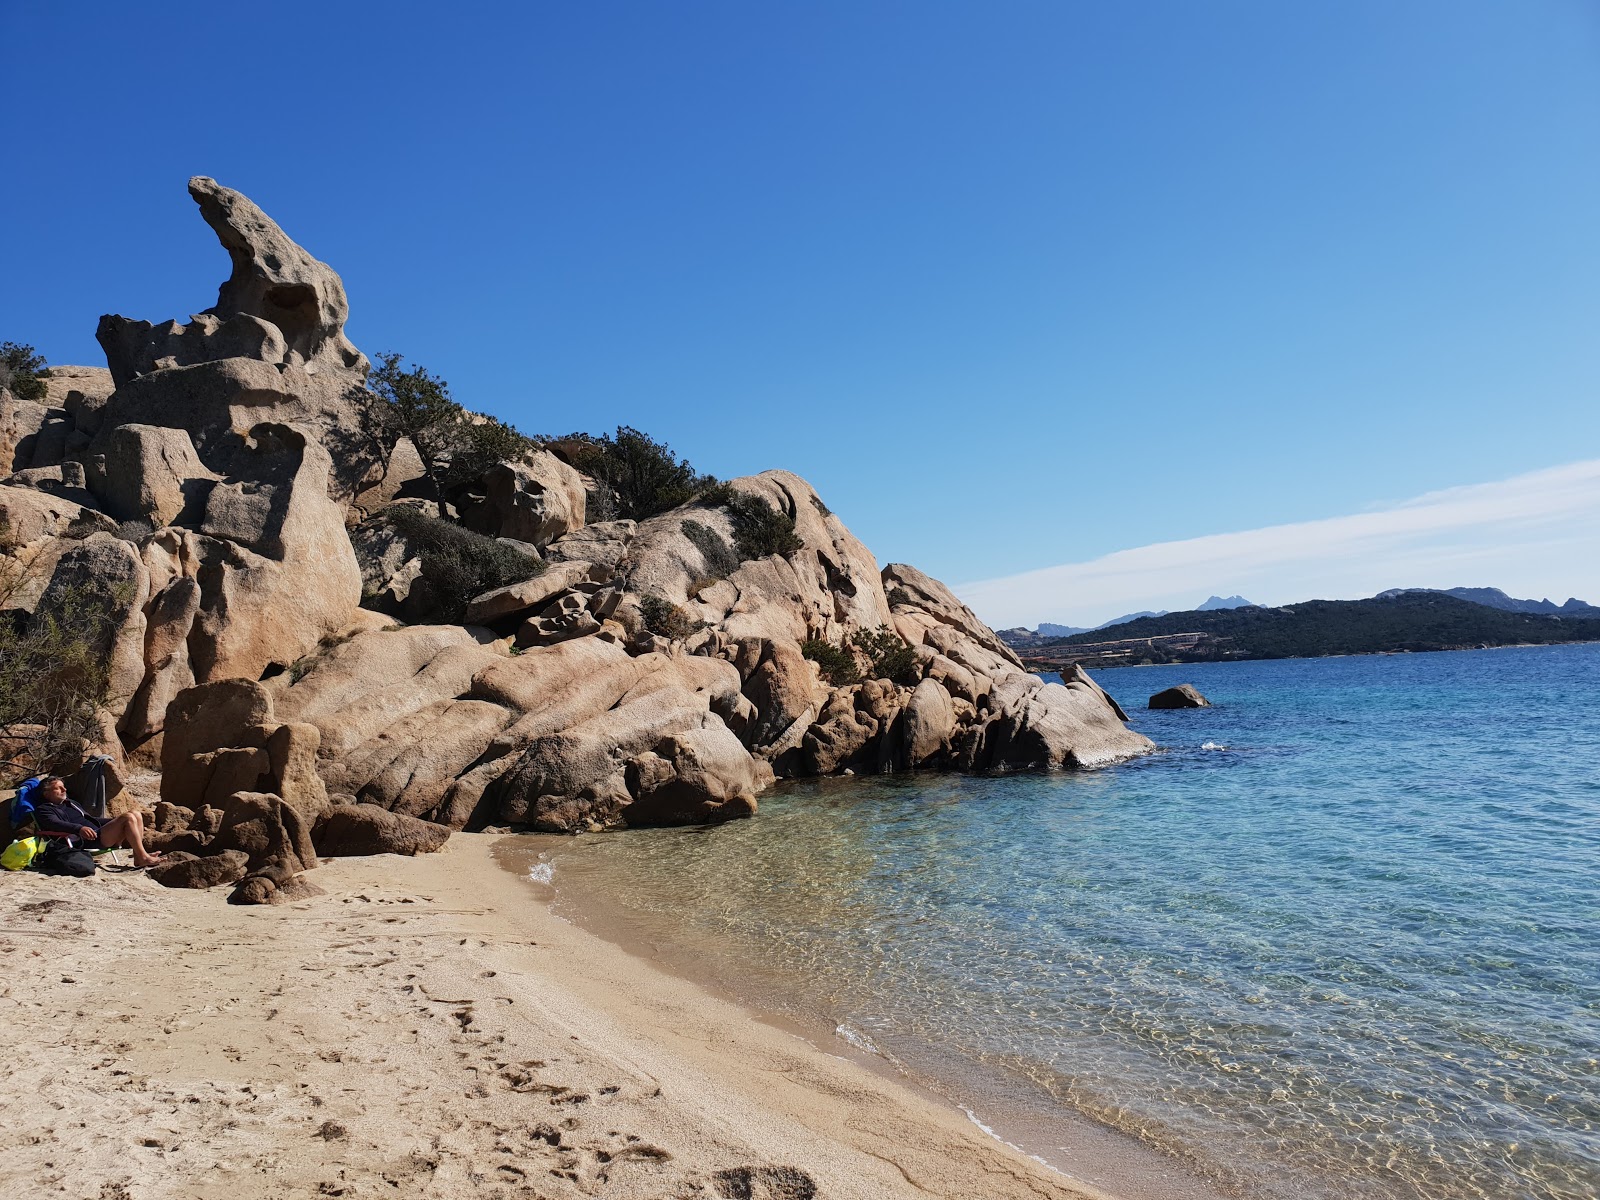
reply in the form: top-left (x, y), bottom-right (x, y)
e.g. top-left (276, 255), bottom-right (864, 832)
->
top-left (955, 460), bottom-right (1600, 630)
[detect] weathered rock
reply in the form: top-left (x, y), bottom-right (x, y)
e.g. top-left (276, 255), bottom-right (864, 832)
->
top-left (209, 790), bottom-right (318, 875)
top-left (39, 365), bottom-right (115, 437)
top-left (351, 437), bottom-right (427, 515)
top-left (458, 452), bottom-right (586, 547)
top-left (89, 357), bottom-right (381, 503)
top-left (1149, 684), bottom-right (1210, 709)
top-left (148, 848), bottom-right (250, 890)
top-left (882, 562), bottom-right (1022, 667)
top-left (98, 177), bottom-right (365, 386)
top-left (0, 390), bottom-right (70, 472)
top-left (95, 424), bottom-right (216, 526)
top-left (543, 520), bottom-right (636, 572)
top-left (313, 803), bottom-right (451, 857)
top-left (464, 560), bottom-right (605, 624)
top-left (902, 677), bottom-right (955, 766)
top-left (122, 423), bottom-right (361, 717)
top-left (160, 680), bottom-right (329, 818)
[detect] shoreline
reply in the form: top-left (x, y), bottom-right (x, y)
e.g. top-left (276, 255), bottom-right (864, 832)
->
top-left (504, 834), bottom-right (1235, 1200)
top-left (4, 833), bottom-right (1162, 1200)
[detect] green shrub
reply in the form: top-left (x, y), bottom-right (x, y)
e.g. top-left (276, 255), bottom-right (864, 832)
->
top-left (0, 342), bottom-right (48, 403)
top-left (801, 638), bottom-right (861, 686)
top-left (886, 586), bottom-right (912, 608)
top-left (722, 491), bottom-right (802, 560)
top-left (851, 626), bottom-right (919, 683)
top-left (562, 427), bottom-right (712, 521)
top-left (800, 626), bottom-right (918, 689)
top-left (639, 592), bottom-right (704, 641)
top-left (680, 519), bottom-right (740, 580)
top-left (374, 505), bottom-right (542, 623)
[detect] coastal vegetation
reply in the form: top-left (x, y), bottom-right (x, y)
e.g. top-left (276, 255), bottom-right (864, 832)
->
top-left (802, 626), bottom-right (919, 685)
top-left (1015, 592), bottom-right (1600, 671)
top-left (370, 504), bottom-right (542, 623)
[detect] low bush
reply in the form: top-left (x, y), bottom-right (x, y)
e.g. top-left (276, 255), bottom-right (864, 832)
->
top-left (374, 505), bottom-right (541, 623)
top-left (801, 638), bottom-right (861, 686)
top-left (705, 489), bottom-right (802, 561)
top-left (562, 427), bottom-right (712, 521)
top-left (680, 519), bottom-right (740, 580)
top-left (851, 626), bottom-right (919, 684)
top-left (639, 593), bottom-right (704, 641)
top-left (800, 626), bottom-right (918, 689)
top-left (886, 586), bottom-right (912, 608)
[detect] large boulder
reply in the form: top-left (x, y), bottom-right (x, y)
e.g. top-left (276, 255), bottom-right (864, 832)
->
top-left (901, 676), bottom-right (956, 766)
top-left (147, 848), bottom-right (250, 890)
top-left (458, 451), bottom-right (586, 547)
top-left (313, 803), bottom-right (451, 857)
top-left (95, 423), bottom-right (216, 526)
top-left (159, 679), bottom-right (329, 819)
top-left (117, 422), bottom-right (362, 744)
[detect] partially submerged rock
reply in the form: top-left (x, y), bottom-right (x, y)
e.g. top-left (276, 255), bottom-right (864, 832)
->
top-left (1149, 684), bottom-right (1210, 710)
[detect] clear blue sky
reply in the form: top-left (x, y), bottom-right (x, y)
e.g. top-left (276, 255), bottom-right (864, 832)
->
top-left (4, 2), bottom-right (1598, 623)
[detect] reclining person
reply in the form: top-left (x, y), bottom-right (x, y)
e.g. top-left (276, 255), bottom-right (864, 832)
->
top-left (31, 776), bottom-right (163, 868)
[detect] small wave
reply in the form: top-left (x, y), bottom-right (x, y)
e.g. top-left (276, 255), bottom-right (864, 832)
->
top-left (961, 1107), bottom-right (1067, 1177)
top-left (1201, 741), bottom-right (1228, 751)
top-left (527, 858), bottom-right (554, 885)
top-left (834, 1023), bottom-right (881, 1055)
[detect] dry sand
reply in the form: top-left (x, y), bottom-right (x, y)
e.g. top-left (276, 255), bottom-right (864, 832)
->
top-left (1, 834), bottom-right (1121, 1200)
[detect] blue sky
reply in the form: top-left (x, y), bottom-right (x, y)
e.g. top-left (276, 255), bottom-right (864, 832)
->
top-left (4, 2), bottom-right (1598, 626)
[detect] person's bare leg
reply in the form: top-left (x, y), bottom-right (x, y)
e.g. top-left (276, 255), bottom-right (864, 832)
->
top-left (99, 812), bottom-right (162, 867)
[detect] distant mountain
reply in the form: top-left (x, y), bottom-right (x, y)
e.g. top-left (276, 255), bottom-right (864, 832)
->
top-left (1036, 622), bottom-right (1089, 638)
top-left (1093, 609), bottom-right (1166, 631)
top-left (1376, 587), bottom-right (1600, 618)
top-left (1010, 592), bottom-right (1600, 669)
top-left (1196, 594), bottom-right (1257, 611)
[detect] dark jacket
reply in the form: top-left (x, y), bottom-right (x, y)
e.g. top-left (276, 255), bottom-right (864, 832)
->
top-left (34, 797), bottom-right (107, 839)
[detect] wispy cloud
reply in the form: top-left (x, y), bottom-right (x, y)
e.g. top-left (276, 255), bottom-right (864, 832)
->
top-left (955, 460), bottom-right (1600, 629)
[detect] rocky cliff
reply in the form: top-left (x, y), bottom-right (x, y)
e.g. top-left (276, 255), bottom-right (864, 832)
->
top-left (0, 178), bottom-right (1151, 900)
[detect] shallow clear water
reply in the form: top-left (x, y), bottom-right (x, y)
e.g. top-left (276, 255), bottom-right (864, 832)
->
top-left (540, 644), bottom-right (1600, 1199)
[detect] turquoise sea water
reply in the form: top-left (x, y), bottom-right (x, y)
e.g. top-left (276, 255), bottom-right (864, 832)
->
top-left (537, 644), bottom-right (1600, 1199)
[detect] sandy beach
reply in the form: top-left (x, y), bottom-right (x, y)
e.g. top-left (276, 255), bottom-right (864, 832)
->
top-left (1, 834), bottom-right (1123, 1200)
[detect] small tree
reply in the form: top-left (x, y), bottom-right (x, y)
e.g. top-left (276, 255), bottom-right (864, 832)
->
top-left (364, 353), bottom-right (533, 495)
top-left (0, 342), bottom-right (48, 403)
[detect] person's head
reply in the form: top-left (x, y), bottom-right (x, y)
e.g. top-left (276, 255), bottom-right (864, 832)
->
top-left (37, 776), bottom-right (66, 803)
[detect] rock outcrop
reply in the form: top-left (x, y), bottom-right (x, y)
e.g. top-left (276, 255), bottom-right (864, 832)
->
top-left (98, 177), bottom-right (366, 386)
top-left (3, 176), bottom-right (1154, 899)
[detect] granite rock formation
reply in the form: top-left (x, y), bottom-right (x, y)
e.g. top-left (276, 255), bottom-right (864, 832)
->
top-left (2, 176), bottom-right (1154, 898)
